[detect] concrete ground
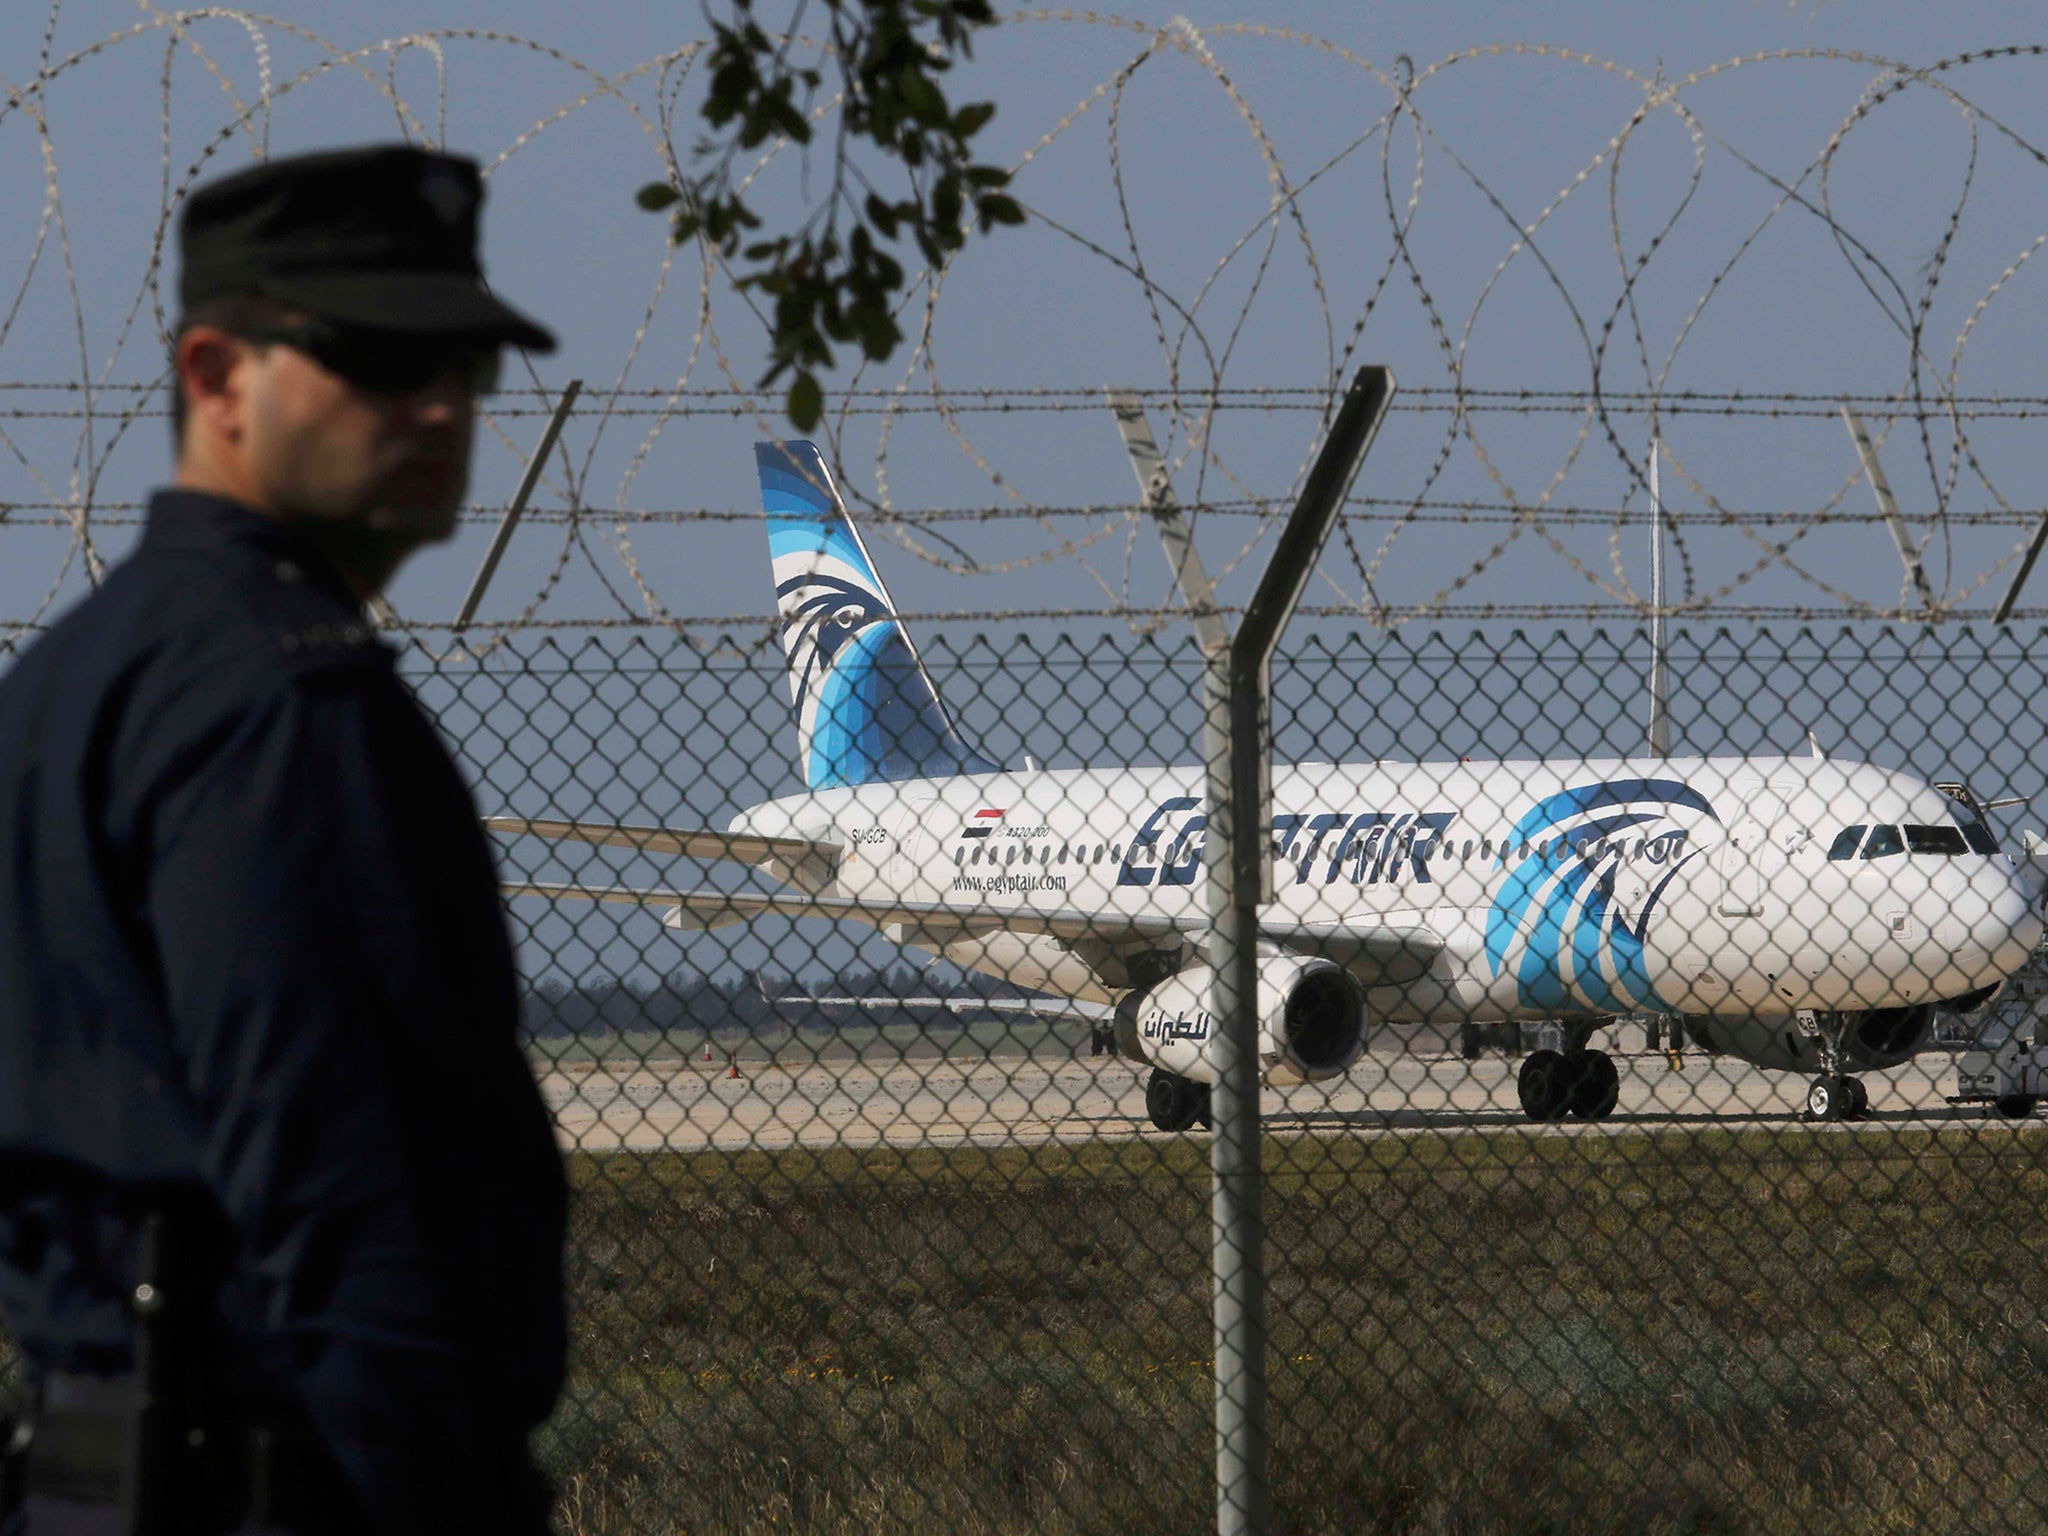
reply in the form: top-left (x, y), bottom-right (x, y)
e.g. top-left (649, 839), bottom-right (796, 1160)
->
top-left (536, 1044), bottom-right (2018, 1154)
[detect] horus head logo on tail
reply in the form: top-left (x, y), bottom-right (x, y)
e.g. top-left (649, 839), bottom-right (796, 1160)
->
top-left (755, 442), bottom-right (996, 790)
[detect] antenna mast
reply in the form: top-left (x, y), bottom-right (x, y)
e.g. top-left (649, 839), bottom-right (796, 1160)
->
top-left (1648, 438), bottom-right (1670, 755)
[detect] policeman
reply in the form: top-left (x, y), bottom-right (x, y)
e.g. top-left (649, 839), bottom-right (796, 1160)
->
top-left (0, 147), bottom-right (567, 1533)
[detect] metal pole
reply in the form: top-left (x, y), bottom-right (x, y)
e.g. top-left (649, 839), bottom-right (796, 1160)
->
top-left (1215, 367), bottom-right (1392, 1535)
top-left (1115, 370), bottom-right (1394, 1536)
top-left (456, 378), bottom-right (582, 628)
top-left (1995, 512), bottom-right (2048, 624)
top-left (1648, 439), bottom-right (1669, 756)
top-left (1107, 391), bottom-right (1231, 655)
top-left (1840, 403), bottom-right (1935, 617)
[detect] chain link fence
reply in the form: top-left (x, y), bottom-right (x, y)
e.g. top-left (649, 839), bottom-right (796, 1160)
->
top-left (428, 617), bottom-right (2048, 1535)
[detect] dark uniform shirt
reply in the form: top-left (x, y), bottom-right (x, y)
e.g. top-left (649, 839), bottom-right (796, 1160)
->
top-left (0, 490), bottom-right (566, 1533)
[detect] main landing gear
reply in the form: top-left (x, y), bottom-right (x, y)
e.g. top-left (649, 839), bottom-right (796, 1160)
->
top-left (1517, 1048), bottom-right (1620, 1122)
top-left (1145, 1069), bottom-right (1213, 1133)
top-left (1794, 1009), bottom-right (1872, 1122)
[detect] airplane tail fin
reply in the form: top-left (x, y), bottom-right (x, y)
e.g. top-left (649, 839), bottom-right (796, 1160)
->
top-left (756, 441), bottom-right (997, 790)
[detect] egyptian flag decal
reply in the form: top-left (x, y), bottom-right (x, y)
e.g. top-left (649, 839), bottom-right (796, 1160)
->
top-left (963, 808), bottom-right (1004, 839)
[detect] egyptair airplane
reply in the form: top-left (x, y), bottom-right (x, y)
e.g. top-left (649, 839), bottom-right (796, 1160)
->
top-left (492, 442), bottom-right (2044, 1130)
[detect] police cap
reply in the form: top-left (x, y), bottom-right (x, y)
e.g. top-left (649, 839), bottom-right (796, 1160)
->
top-left (178, 144), bottom-right (555, 352)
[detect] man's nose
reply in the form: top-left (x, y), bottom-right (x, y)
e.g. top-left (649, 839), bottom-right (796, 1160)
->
top-left (402, 374), bottom-right (474, 425)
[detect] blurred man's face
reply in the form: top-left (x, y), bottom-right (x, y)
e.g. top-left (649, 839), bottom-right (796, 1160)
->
top-left (175, 314), bottom-right (498, 592)
top-left (242, 338), bottom-right (479, 545)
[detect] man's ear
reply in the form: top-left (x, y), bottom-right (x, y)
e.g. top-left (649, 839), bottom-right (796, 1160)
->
top-left (174, 326), bottom-right (250, 450)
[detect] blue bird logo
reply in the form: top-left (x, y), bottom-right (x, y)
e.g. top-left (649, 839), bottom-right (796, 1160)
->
top-left (1485, 778), bottom-right (1719, 1013)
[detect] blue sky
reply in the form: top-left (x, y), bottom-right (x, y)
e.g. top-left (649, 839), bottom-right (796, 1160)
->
top-left (2, 1), bottom-right (2045, 639)
top-left (10, 2), bottom-right (2041, 985)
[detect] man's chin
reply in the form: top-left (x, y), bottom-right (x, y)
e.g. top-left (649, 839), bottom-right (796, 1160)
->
top-left (366, 498), bottom-right (462, 547)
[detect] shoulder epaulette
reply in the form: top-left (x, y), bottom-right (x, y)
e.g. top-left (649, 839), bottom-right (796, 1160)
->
top-left (277, 619), bottom-right (379, 658)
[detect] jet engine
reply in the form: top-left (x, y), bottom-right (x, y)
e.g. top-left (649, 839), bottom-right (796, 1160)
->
top-left (1113, 956), bottom-right (1366, 1086)
top-left (1688, 1003), bottom-right (1937, 1072)
top-left (1843, 1003), bottom-right (1937, 1067)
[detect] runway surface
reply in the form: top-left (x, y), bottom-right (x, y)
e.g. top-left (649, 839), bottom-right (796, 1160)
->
top-left (536, 1045), bottom-right (2020, 1154)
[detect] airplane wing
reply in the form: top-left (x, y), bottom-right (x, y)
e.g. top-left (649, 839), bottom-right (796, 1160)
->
top-left (1259, 921), bottom-right (1443, 986)
top-left (504, 881), bottom-right (1182, 942)
top-left (504, 882), bottom-right (1444, 987)
top-left (777, 993), bottom-right (1115, 1024)
top-left (485, 817), bottom-right (839, 868)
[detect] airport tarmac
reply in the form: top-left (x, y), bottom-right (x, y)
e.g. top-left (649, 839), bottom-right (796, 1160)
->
top-left (537, 1046), bottom-right (2023, 1154)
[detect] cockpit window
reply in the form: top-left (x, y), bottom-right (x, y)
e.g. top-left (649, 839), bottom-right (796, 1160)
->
top-left (1946, 804), bottom-right (2000, 856)
top-left (1904, 823), bottom-right (1969, 856)
top-left (1827, 826), bottom-right (1866, 860)
top-left (1860, 824), bottom-right (1905, 859)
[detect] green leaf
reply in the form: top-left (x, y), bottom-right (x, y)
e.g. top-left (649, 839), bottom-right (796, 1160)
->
top-left (636, 182), bottom-right (683, 212)
top-left (898, 69), bottom-right (949, 128)
top-left (964, 164), bottom-right (1010, 188)
top-left (787, 371), bottom-right (824, 431)
top-left (933, 174), bottom-right (963, 233)
top-left (953, 101), bottom-right (996, 138)
top-left (978, 193), bottom-right (1025, 228)
top-left (864, 192), bottom-right (901, 239)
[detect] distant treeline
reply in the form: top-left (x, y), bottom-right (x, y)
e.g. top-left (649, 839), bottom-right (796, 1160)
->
top-left (522, 965), bottom-right (1045, 1039)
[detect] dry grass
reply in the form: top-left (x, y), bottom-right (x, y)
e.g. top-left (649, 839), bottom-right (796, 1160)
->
top-left (541, 1127), bottom-right (2048, 1535)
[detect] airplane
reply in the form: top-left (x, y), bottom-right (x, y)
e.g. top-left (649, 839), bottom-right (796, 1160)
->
top-left (491, 441), bottom-right (2045, 1131)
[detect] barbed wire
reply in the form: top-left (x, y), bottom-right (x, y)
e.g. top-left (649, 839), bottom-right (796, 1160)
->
top-left (9, 494), bottom-right (2048, 530)
top-left (4, 9), bottom-right (2048, 636)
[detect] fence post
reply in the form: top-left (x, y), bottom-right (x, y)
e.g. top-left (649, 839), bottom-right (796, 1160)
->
top-left (456, 378), bottom-right (583, 630)
top-left (1114, 371), bottom-right (1395, 1535)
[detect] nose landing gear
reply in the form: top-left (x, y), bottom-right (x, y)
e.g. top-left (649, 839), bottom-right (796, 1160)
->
top-left (1796, 1010), bottom-right (1871, 1121)
top-left (1804, 1073), bottom-right (1869, 1122)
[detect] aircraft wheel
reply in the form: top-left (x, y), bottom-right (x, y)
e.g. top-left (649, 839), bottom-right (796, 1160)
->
top-left (1518, 1049), bottom-right (1570, 1122)
top-left (1995, 1093), bottom-right (2039, 1120)
top-left (1146, 1069), bottom-right (1202, 1133)
top-left (1845, 1076), bottom-right (1869, 1119)
top-left (1805, 1076), bottom-right (1849, 1122)
top-left (1569, 1050), bottom-right (1621, 1121)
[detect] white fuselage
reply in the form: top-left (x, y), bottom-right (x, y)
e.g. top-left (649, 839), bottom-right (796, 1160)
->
top-left (730, 754), bottom-right (2042, 1064)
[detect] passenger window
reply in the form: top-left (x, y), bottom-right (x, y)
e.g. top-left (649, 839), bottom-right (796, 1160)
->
top-left (1481, 838), bottom-right (1493, 859)
top-left (1904, 824), bottom-right (1968, 856)
top-left (1826, 826), bottom-right (1865, 860)
top-left (955, 848), bottom-right (965, 866)
top-left (1463, 839), bottom-right (1474, 860)
top-left (1860, 825), bottom-right (1904, 859)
